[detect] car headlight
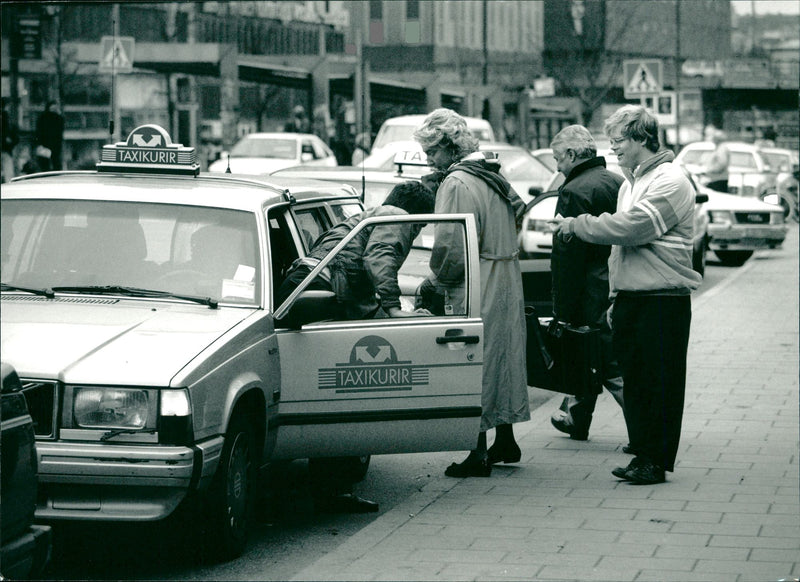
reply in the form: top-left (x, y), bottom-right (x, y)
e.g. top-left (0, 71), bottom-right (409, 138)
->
top-left (762, 194), bottom-right (780, 206)
top-left (74, 387), bottom-right (149, 429)
top-left (708, 210), bottom-right (733, 224)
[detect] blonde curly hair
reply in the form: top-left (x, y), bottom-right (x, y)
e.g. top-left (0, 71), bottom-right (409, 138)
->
top-left (413, 108), bottom-right (479, 160)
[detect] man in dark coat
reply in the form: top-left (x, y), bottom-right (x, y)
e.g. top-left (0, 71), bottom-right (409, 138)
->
top-left (548, 125), bottom-right (625, 441)
top-left (35, 101), bottom-right (64, 171)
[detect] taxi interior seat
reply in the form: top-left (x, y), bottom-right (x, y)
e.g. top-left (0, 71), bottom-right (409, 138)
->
top-left (85, 211), bottom-right (155, 286)
top-left (184, 224), bottom-right (257, 299)
top-left (23, 225), bottom-right (93, 287)
top-left (268, 216), bottom-right (300, 303)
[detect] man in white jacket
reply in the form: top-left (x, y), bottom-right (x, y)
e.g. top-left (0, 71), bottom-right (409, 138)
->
top-left (550, 105), bottom-right (701, 484)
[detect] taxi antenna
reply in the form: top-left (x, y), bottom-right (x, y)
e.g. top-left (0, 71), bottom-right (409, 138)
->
top-left (225, 153), bottom-right (231, 173)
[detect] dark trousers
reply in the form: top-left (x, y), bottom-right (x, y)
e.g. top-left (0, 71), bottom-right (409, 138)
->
top-left (706, 179), bottom-right (728, 193)
top-left (612, 294), bottom-right (691, 472)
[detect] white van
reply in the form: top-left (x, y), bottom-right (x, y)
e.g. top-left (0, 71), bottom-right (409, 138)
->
top-left (371, 114), bottom-right (496, 152)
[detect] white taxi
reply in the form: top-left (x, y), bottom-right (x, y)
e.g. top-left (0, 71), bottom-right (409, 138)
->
top-left (0, 125), bottom-right (483, 560)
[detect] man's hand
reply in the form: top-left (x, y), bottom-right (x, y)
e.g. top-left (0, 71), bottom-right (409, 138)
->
top-left (547, 214), bottom-right (575, 241)
top-left (387, 306), bottom-right (431, 317)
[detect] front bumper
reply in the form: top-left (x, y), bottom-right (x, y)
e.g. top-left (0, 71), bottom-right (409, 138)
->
top-left (34, 436), bottom-right (224, 521)
top-left (708, 225), bottom-right (787, 250)
top-left (0, 524), bottom-right (52, 580)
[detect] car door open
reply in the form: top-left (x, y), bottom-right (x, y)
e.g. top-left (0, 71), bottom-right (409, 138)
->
top-left (272, 213), bottom-right (483, 460)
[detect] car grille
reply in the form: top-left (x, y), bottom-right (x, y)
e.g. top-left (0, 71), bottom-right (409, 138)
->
top-left (734, 212), bottom-right (771, 225)
top-left (20, 380), bottom-right (58, 438)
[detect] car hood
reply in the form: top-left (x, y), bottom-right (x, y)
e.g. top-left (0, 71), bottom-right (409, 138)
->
top-left (208, 157), bottom-right (297, 174)
top-left (703, 191), bottom-right (783, 212)
top-left (0, 297), bottom-right (255, 385)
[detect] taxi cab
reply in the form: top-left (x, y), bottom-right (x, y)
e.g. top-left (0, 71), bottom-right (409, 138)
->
top-left (0, 125), bottom-right (484, 560)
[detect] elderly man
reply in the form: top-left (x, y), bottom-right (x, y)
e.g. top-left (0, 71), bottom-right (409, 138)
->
top-left (550, 105), bottom-right (701, 485)
top-left (547, 125), bottom-right (625, 442)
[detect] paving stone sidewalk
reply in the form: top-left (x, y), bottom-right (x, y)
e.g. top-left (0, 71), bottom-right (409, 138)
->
top-left (292, 226), bottom-right (799, 582)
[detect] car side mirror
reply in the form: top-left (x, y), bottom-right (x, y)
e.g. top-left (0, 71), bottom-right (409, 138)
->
top-left (695, 193), bottom-right (709, 204)
top-left (275, 290), bottom-right (339, 330)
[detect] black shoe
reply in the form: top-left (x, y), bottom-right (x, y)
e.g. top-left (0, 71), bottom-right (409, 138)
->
top-left (315, 493), bottom-right (379, 514)
top-left (612, 456), bottom-right (643, 481)
top-left (445, 455), bottom-right (491, 478)
top-left (487, 442), bottom-right (521, 465)
top-left (624, 460), bottom-right (665, 485)
top-left (550, 414), bottom-right (589, 441)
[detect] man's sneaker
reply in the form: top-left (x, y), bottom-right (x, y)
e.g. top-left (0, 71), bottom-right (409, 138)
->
top-left (550, 413), bottom-right (589, 441)
top-left (624, 460), bottom-right (665, 485)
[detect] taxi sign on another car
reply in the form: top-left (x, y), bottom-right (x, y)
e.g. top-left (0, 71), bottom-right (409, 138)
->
top-left (393, 148), bottom-right (428, 175)
top-left (97, 124), bottom-right (200, 176)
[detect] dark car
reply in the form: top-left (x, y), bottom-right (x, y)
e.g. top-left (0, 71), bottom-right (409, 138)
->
top-left (1, 362), bottom-right (52, 579)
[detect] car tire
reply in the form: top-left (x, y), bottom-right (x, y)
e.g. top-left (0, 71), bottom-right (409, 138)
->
top-left (715, 250), bottom-right (753, 266)
top-left (205, 413), bottom-right (254, 561)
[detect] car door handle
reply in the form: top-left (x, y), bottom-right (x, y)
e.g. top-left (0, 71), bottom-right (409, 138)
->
top-left (436, 334), bottom-right (480, 345)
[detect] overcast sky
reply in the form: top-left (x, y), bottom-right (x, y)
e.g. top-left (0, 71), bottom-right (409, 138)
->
top-left (731, 0), bottom-right (800, 15)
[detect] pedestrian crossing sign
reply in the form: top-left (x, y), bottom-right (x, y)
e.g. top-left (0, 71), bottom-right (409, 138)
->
top-left (623, 59), bottom-right (663, 99)
top-left (99, 36), bottom-right (135, 73)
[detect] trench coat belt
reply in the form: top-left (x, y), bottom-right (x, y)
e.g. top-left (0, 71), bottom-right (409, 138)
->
top-left (479, 250), bottom-right (519, 261)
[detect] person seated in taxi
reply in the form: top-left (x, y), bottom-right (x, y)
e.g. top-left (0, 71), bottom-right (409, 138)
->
top-left (276, 180), bottom-right (435, 320)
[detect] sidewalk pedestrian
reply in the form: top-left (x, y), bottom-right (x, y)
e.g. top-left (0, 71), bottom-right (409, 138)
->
top-left (414, 108), bottom-right (529, 478)
top-left (550, 105), bottom-right (701, 485)
top-left (1, 97), bottom-right (19, 183)
top-left (35, 101), bottom-right (64, 171)
top-left (284, 105), bottom-right (310, 133)
top-left (701, 125), bottom-right (729, 193)
top-left (351, 132), bottom-right (370, 166)
top-left (546, 125), bottom-right (626, 441)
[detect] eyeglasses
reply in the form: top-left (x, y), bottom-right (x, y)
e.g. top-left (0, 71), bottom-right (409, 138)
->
top-left (609, 136), bottom-right (628, 147)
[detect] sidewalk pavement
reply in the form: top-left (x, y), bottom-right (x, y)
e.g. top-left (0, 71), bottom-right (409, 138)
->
top-left (292, 226), bottom-right (799, 582)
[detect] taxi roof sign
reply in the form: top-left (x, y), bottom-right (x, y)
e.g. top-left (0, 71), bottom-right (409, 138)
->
top-left (97, 125), bottom-right (199, 176)
top-left (392, 149), bottom-right (428, 175)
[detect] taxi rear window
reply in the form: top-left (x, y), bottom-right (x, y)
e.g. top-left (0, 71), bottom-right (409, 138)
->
top-left (1, 199), bottom-right (262, 306)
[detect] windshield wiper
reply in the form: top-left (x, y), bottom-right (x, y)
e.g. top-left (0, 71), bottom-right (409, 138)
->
top-left (49, 285), bottom-right (218, 309)
top-left (100, 428), bottom-right (157, 442)
top-left (1, 282), bottom-right (55, 298)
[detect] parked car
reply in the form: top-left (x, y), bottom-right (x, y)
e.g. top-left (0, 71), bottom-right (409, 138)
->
top-left (530, 148), bottom-right (557, 172)
top-left (208, 132), bottom-right (337, 174)
top-left (1, 362), bottom-right (52, 580)
top-left (758, 147), bottom-right (799, 221)
top-left (360, 141), bottom-right (551, 203)
top-left (702, 189), bottom-right (787, 266)
top-left (520, 151), bottom-right (710, 275)
top-left (1, 124), bottom-right (485, 560)
top-left (371, 114), bottom-right (496, 153)
top-left (270, 165), bottom-right (421, 209)
top-left (674, 141), bottom-right (777, 198)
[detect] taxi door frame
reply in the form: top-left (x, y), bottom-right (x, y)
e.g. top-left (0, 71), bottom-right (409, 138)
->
top-left (270, 213), bottom-right (484, 460)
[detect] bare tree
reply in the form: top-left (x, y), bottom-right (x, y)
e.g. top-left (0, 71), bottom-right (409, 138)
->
top-left (544, 0), bottom-right (643, 126)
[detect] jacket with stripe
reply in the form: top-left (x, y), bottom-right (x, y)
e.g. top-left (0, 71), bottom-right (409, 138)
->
top-left (568, 149), bottom-right (702, 298)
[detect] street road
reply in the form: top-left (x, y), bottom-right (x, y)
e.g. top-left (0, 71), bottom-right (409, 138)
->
top-left (43, 257), bottom-right (738, 581)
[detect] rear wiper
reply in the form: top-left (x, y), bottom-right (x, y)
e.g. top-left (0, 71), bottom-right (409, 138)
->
top-left (1, 282), bottom-right (55, 298)
top-left (49, 285), bottom-right (218, 309)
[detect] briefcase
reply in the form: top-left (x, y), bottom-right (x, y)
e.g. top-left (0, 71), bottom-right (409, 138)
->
top-left (525, 306), bottom-right (603, 398)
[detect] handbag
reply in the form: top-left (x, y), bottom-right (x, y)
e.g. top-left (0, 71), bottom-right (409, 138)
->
top-left (525, 305), bottom-right (603, 398)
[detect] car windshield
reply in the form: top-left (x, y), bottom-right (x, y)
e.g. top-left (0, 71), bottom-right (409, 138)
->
top-left (1, 200), bottom-right (261, 306)
top-left (760, 151), bottom-right (791, 172)
top-left (230, 137), bottom-right (297, 159)
top-left (495, 149), bottom-right (552, 183)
